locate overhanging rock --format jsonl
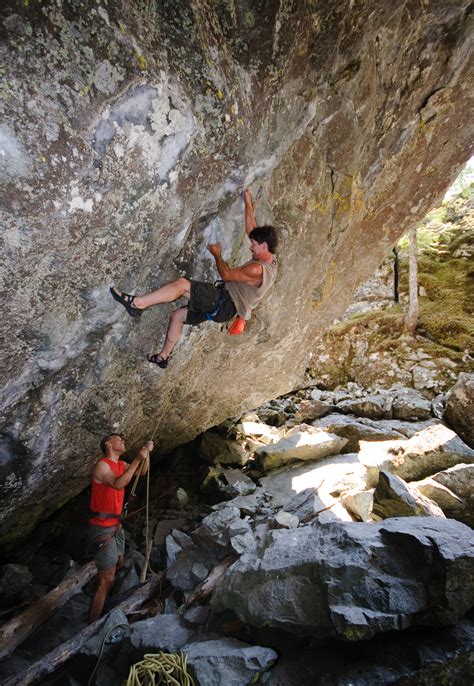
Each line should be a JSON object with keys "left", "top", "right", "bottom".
{"left": 1, "top": 1, "right": 473, "bottom": 543}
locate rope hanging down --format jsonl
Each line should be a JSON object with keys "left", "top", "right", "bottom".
{"left": 126, "top": 652, "right": 196, "bottom": 686}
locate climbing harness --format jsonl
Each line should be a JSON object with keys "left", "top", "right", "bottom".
{"left": 204, "top": 280, "right": 227, "bottom": 321}
{"left": 126, "top": 652, "right": 196, "bottom": 686}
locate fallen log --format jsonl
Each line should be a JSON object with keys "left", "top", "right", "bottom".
{"left": 181, "top": 554, "right": 237, "bottom": 610}
{"left": 0, "top": 560, "right": 97, "bottom": 662}
{"left": 2, "top": 571, "right": 165, "bottom": 686}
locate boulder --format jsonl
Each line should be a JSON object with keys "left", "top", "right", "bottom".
{"left": 275, "top": 511, "right": 300, "bottom": 529}
{"left": 82, "top": 609, "right": 129, "bottom": 657}
{"left": 431, "top": 463, "right": 474, "bottom": 503}
{"left": 200, "top": 432, "right": 251, "bottom": 466}
{"left": 340, "top": 490, "right": 374, "bottom": 522}
{"left": 391, "top": 388, "right": 432, "bottom": 421}
{"left": 312, "top": 413, "right": 406, "bottom": 452}
{"left": 165, "top": 529, "right": 193, "bottom": 567}
{"left": 444, "top": 373, "right": 474, "bottom": 447}
{"left": 235, "top": 421, "right": 281, "bottom": 445}
{"left": 412, "top": 477, "right": 467, "bottom": 523}
{"left": 359, "top": 423, "right": 474, "bottom": 487}
{"left": 230, "top": 530, "right": 256, "bottom": 555}
{"left": 129, "top": 614, "right": 195, "bottom": 654}
{"left": 166, "top": 545, "right": 217, "bottom": 591}
{"left": 358, "top": 417, "right": 439, "bottom": 439}
{"left": 336, "top": 394, "right": 393, "bottom": 420}
{"left": 255, "top": 425, "right": 348, "bottom": 472}
{"left": 293, "top": 399, "right": 333, "bottom": 423}
{"left": 429, "top": 463, "right": 474, "bottom": 527}
{"left": 211, "top": 488, "right": 267, "bottom": 516}
{"left": 192, "top": 507, "right": 243, "bottom": 549}
{"left": 372, "top": 471, "right": 446, "bottom": 519}
{"left": 211, "top": 518, "right": 474, "bottom": 640}
{"left": 200, "top": 466, "right": 257, "bottom": 501}
{"left": 0, "top": 564, "right": 33, "bottom": 606}
{"left": 182, "top": 636, "right": 277, "bottom": 686}
{"left": 259, "top": 453, "right": 367, "bottom": 510}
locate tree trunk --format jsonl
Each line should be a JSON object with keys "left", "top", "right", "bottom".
{"left": 404, "top": 225, "right": 419, "bottom": 335}
{"left": 0, "top": 561, "right": 96, "bottom": 662}
{"left": 2, "top": 571, "right": 165, "bottom": 686}
{"left": 182, "top": 555, "right": 237, "bottom": 610}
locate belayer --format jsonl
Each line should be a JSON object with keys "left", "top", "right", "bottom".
{"left": 110, "top": 188, "right": 278, "bottom": 368}
{"left": 86, "top": 433, "right": 153, "bottom": 623}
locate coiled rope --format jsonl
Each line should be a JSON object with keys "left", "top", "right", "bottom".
{"left": 126, "top": 652, "right": 196, "bottom": 686}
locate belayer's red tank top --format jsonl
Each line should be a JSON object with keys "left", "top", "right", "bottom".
{"left": 89, "top": 458, "right": 127, "bottom": 527}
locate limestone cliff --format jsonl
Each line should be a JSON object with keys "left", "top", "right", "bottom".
{"left": 1, "top": 0, "right": 473, "bottom": 544}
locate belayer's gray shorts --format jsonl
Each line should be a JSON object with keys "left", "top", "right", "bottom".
{"left": 87, "top": 524, "right": 125, "bottom": 571}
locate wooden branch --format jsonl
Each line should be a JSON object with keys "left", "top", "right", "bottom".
{"left": 300, "top": 503, "right": 335, "bottom": 524}
{"left": 181, "top": 555, "right": 237, "bottom": 611}
{"left": 3, "top": 571, "right": 165, "bottom": 686}
{"left": 0, "top": 561, "right": 97, "bottom": 662}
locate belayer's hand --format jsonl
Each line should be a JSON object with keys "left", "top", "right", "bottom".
{"left": 138, "top": 442, "right": 152, "bottom": 461}
{"left": 207, "top": 242, "right": 222, "bottom": 257}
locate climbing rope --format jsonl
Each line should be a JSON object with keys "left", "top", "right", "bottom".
{"left": 140, "top": 457, "right": 152, "bottom": 582}
{"left": 87, "top": 622, "right": 129, "bottom": 686}
{"left": 126, "top": 652, "right": 196, "bottom": 686}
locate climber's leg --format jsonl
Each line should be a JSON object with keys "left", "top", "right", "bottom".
{"left": 148, "top": 307, "right": 188, "bottom": 368}
{"left": 111, "top": 278, "right": 191, "bottom": 312}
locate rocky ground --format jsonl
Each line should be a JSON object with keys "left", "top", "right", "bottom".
{"left": 0, "top": 373, "right": 473, "bottom": 685}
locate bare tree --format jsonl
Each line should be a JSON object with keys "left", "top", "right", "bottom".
{"left": 404, "top": 224, "right": 418, "bottom": 335}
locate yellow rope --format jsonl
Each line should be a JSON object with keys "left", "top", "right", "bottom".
{"left": 126, "top": 652, "right": 196, "bottom": 686}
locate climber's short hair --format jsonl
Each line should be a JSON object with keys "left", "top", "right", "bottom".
{"left": 99, "top": 433, "right": 124, "bottom": 455}
{"left": 249, "top": 225, "right": 278, "bottom": 254}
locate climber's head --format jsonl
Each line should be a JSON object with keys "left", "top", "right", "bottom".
{"left": 248, "top": 225, "right": 278, "bottom": 257}
{"left": 100, "top": 433, "right": 125, "bottom": 456}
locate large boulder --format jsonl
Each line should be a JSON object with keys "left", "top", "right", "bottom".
{"left": 444, "top": 373, "right": 474, "bottom": 448}
{"left": 259, "top": 453, "right": 367, "bottom": 509}
{"left": 412, "top": 476, "right": 468, "bottom": 524}
{"left": 372, "top": 470, "right": 446, "bottom": 519}
{"left": 359, "top": 423, "right": 474, "bottom": 487}
{"left": 423, "top": 463, "right": 474, "bottom": 527}
{"left": 211, "top": 518, "right": 474, "bottom": 640}
{"left": 255, "top": 425, "right": 348, "bottom": 471}
{"left": 1, "top": 1, "right": 473, "bottom": 544}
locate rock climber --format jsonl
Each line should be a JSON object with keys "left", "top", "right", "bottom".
{"left": 110, "top": 188, "right": 278, "bottom": 368}
{"left": 86, "top": 433, "right": 153, "bottom": 623}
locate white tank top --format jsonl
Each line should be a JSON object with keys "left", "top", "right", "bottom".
{"left": 225, "top": 259, "right": 277, "bottom": 320}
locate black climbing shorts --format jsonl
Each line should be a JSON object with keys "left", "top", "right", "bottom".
{"left": 185, "top": 280, "right": 237, "bottom": 326}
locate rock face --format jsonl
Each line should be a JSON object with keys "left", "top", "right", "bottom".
{"left": 1, "top": 1, "right": 473, "bottom": 544}
{"left": 211, "top": 518, "right": 474, "bottom": 640}
{"left": 444, "top": 372, "right": 474, "bottom": 448}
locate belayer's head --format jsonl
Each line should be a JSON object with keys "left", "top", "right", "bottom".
{"left": 248, "top": 225, "right": 278, "bottom": 260}
{"left": 100, "top": 433, "right": 125, "bottom": 456}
